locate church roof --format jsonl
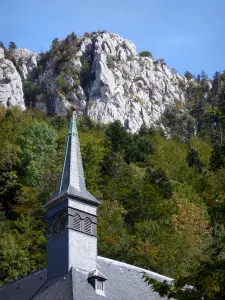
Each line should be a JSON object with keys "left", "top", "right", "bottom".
{"left": 0, "top": 256, "right": 173, "bottom": 300}
{"left": 45, "top": 113, "right": 99, "bottom": 209}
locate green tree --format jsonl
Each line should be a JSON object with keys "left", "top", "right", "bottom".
{"left": 0, "top": 41, "right": 5, "bottom": 49}
{"left": 184, "top": 71, "right": 193, "bottom": 81}
{"left": 143, "top": 258, "right": 225, "bottom": 300}
{"left": 98, "top": 200, "right": 131, "bottom": 260}
{"left": 138, "top": 51, "right": 153, "bottom": 58}
{"left": 145, "top": 167, "right": 173, "bottom": 199}
{"left": 201, "top": 70, "right": 208, "bottom": 81}
{"left": 9, "top": 41, "right": 17, "bottom": 50}
{"left": 80, "top": 130, "right": 106, "bottom": 195}
{"left": 0, "top": 212, "right": 45, "bottom": 285}
{"left": 18, "top": 122, "right": 58, "bottom": 187}
{"left": 0, "top": 223, "right": 30, "bottom": 285}
{"left": 105, "top": 120, "right": 128, "bottom": 152}
{"left": 210, "top": 142, "right": 225, "bottom": 171}
{"left": 0, "top": 142, "right": 21, "bottom": 217}
{"left": 56, "top": 72, "right": 70, "bottom": 93}
{"left": 23, "top": 81, "right": 38, "bottom": 107}
{"left": 51, "top": 38, "right": 59, "bottom": 50}
{"left": 186, "top": 147, "right": 204, "bottom": 174}
{"left": 142, "top": 107, "right": 225, "bottom": 299}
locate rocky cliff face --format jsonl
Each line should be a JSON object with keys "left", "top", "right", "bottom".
{"left": 0, "top": 32, "right": 189, "bottom": 132}
{"left": 86, "top": 33, "right": 187, "bottom": 132}
{"left": 13, "top": 48, "right": 38, "bottom": 80}
{"left": 0, "top": 48, "right": 25, "bottom": 109}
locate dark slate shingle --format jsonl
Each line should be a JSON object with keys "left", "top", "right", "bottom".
{"left": 0, "top": 256, "right": 173, "bottom": 300}
{"left": 0, "top": 269, "right": 47, "bottom": 300}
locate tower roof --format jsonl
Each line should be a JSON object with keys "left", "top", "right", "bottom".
{"left": 45, "top": 113, "right": 99, "bottom": 209}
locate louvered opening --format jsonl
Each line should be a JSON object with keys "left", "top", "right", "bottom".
{"left": 73, "top": 213, "right": 81, "bottom": 231}
{"left": 84, "top": 217, "right": 92, "bottom": 234}
{"left": 59, "top": 214, "right": 67, "bottom": 231}
{"left": 51, "top": 219, "right": 58, "bottom": 235}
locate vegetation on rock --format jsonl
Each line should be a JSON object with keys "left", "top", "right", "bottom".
{"left": 138, "top": 51, "right": 153, "bottom": 58}
{"left": 9, "top": 41, "right": 17, "bottom": 50}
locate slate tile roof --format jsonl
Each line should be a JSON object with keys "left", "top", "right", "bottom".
{"left": 0, "top": 256, "right": 173, "bottom": 300}
{"left": 0, "top": 269, "right": 47, "bottom": 300}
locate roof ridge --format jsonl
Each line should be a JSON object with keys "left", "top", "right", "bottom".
{"left": 97, "top": 256, "right": 173, "bottom": 283}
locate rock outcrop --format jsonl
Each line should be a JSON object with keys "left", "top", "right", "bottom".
{"left": 0, "top": 32, "right": 189, "bottom": 131}
{"left": 0, "top": 48, "right": 25, "bottom": 109}
{"left": 13, "top": 48, "right": 38, "bottom": 80}
{"left": 87, "top": 33, "right": 187, "bottom": 132}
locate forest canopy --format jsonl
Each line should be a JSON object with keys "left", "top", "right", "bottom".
{"left": 0, "top": 89, "right": 224, "bottom": 296}
{"left": 1, "top": 66, "right": 225, "bottom": 297}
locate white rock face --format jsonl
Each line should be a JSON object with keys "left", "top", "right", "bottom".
{"left": 85, "top": 33, "right": 187, "bottom": 132}
{"left": 0, "top": 33, "right": 189, "bottom": 131}
{"left": 0, "top": 48, "right": 25, "bottom": 109}
{"left": 13, "top": 48, "right": 38, "bottom": 80}
{"left": 36, "top": 32, "right": 188, "bottom": 131}
{"left": 0, "top": 48, "right": 4, "bottom": 60}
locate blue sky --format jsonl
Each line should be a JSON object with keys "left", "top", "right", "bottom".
{"left": 1, "top": 0, "right": 224, "bottom": 77}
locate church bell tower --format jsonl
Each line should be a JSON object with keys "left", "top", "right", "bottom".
{"left": 45, "top": 113, "right": 100, "bottom": 280}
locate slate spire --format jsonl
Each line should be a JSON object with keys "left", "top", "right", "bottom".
{"left": 46, "top": 112, "right": 99, "bottom": 208}
{"left": 58, "top": 112, "right": 86, "bottom": 194}
{"left": 45, "top": 112, "right": 99, "bottom": 280}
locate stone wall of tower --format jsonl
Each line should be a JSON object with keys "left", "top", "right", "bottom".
{"left": 68, "top": 230, "right": 97, "bottom": 272}
{"left": 47, "top": 227, "right": 97, "bottom": 280}
{"left": 68, "top": 197, "right": 97, "bottom": 272}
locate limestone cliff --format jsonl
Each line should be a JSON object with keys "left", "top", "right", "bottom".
{"left": 13, "top": 48, "right": 38, "bottom": 80}
{"left": 0, "top": 32, "right": 190, "bottom": 132}
{"left": 0, "top": 48, "right": 25, "bottom": 109}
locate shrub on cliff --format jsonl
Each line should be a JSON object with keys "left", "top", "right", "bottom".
{"left": 9, "top": 42, "right": 17, "bottom": 50}
{"left": 138, "top": 51, "right": 152, "bottom": 58}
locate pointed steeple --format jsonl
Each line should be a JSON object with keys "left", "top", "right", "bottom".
{"left": 45, "top": 112, "right": 99, "bottom": 280}
{"left": 58, "top": 112, "right": 86, "bottom": 194}
{"left": 46, "top": 113, "right": 99, "bottom": 208}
